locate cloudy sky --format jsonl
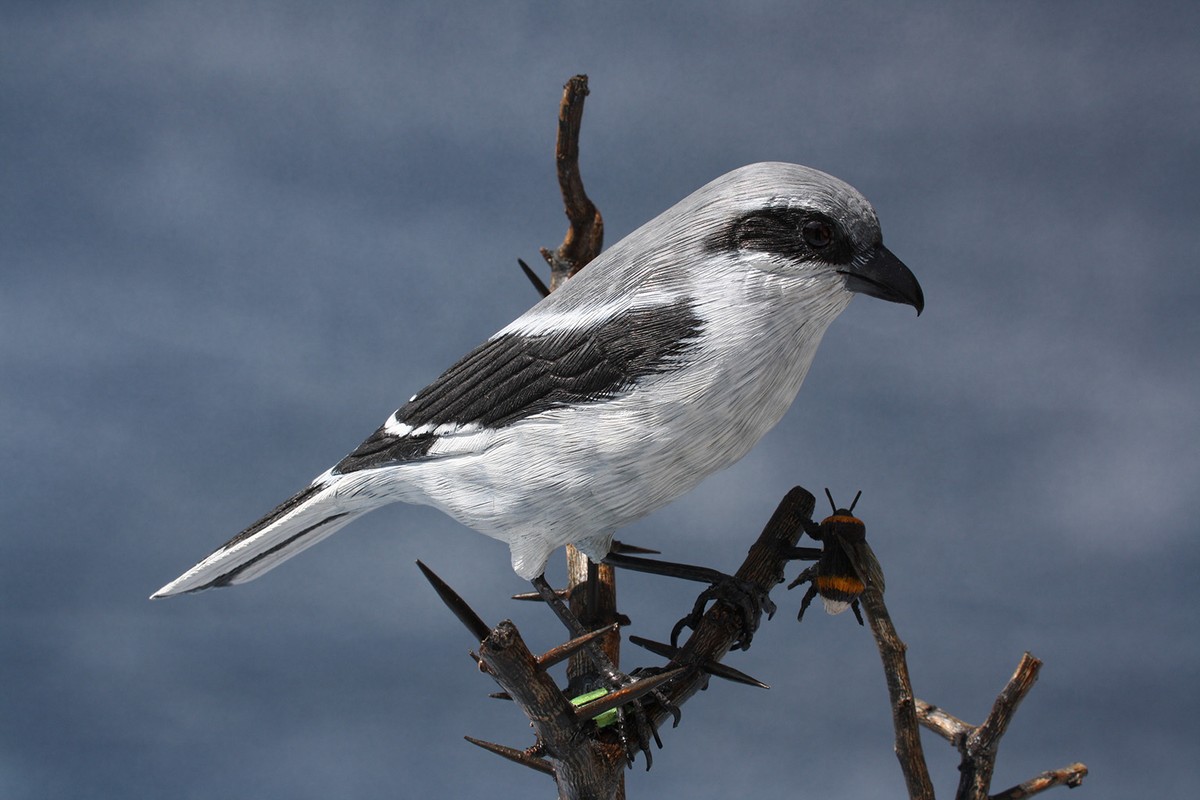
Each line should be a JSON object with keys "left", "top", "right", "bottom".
{"left": 3, "top": 2, "right": 1197, "bottom": 798}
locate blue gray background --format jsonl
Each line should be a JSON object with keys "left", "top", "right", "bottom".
{"left": 4, "top": 2, "right": 1197, "bottom": 798}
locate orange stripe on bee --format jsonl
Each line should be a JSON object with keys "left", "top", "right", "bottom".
{"left": 815, "top": 574, "right": 864, "bottom": 596}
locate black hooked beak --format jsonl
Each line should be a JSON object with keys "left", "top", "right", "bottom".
{"left": 838, "top": 245, "right": 924, "bottom": 315}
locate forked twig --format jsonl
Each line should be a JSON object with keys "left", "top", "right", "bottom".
{"left": 849, "top": 527, "right": 1087, "bottom": 799}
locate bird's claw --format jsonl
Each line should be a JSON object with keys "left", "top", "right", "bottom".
{"left": 615, "top": 700, "right": 661, "bottom": 769}
{"left": 629, "top": 666, "right": 683, "bottom": 728}
{"left": 617, "top": 667, "right": 687, "bottom": 768}
{"left": 595, "top": 667, "right": 678, "bottom": 769}
{"left": 670, "top": 575, "right": 776, "bottom": 651}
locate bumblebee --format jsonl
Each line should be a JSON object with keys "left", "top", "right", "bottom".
{"left": 789, "top": 490, "right": 884, "bottom": 625}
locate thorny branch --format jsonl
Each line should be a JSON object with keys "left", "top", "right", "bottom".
{"left": 421, "top": 489, "right": 816, "bottom": 800}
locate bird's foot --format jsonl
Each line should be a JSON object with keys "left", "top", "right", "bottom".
{"left": 668, "top": 573, "right": 776, "bottom": 651}
{"left": 618, "top": 666, "right": 687, "bottom": 769}
{"left": 602, "top": 552, "right": 774, "bottom": 651}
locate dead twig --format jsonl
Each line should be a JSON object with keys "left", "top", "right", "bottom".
{"left": 956, "top": 653, "right": 1042, "bottom": 800}
{"left": 537, "top": 74, "right": 604, "bottom": 292}
{"left": 989, "top": 763, "right": 1089, "bottom": 799}
{"left": 847, "top": 524, "right": 1086, "bottom": 800}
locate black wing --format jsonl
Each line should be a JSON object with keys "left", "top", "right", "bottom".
{"left": 333, "top": 298, "right": 703, "bottom": 474}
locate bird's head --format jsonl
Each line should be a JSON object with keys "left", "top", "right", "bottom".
{"left": 697, "top": 162, "right": 924, "bottom": 315}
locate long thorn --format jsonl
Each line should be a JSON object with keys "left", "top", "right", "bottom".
{"left": 531, "top": 575, "right": 631, "bottom": 689}
{"left": 573, "top": 668, "right": 686, "bottom": 725}
{"left": 464, "top": 736, "right": 555, "bottom": 776}
{"left": 781, "top": 546, "right": 823, "bottom": 561}
{"left": 628, "top": 636, "right": 770, "bottom": 689}
{"left": 511, "top": 588, "right": 570, "bottom": 602}
{"left": 538, "top": 624, "right": 620, "bottom": 669}
{"left": 517, "top": 258, "right": 551, "bottom": 298}
{"left": 609, "top": 540, "right": 661, "bottom": 555}
{"left": 603, "top": 552, "right": 728, "bottom": 584}
{"left": 627, "top": 636, "right": 677, "bottom": 661}
{"left": 416, "top": 560, "right": 491, "bottom": 641}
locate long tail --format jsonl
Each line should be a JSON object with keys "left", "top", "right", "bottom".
{"left": 150, "top": 479, "right": 374, "bottom": 598}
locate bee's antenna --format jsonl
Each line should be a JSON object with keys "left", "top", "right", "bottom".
{"left": 848, "top": 490, "right": 862, "bottom": 514}
{"left": 824, "top": 488, "right": 836, "bottom": 514}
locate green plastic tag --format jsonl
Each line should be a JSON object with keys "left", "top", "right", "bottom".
{"left": 570, "top": 688, "right": 618, "bottom": 728}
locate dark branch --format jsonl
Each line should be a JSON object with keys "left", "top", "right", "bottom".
{"left": 644, "top": 487, "right": 817, "bottom": 724}
{"left": 421, "top": 488, "right": 817, "bottom": 797}
{"left": 538, "top": 74, "right": 604, "bottom": 292}
{"left": 475, "top": 620, "right": 624, "bottom": 800}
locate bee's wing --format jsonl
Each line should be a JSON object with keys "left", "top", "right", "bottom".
{"left": 846, "top": 539, "right": 885, "bottom": 596}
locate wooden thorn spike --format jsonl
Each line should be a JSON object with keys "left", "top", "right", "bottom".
{"left": 572, "top": 667, "right": 687, "bottom": 725}
{"left": 698, "top": 660, "right": 769, "bottom": 689}
{"left": 626, "top": 635, "right": 674, "bottom": 660}
{"left": 537, "top": 623, "right": 620, "bottom": 669}
{"left": 463, "top": 736, "right": 555, "bottom": 777}
{"left": 609, "top": 540, "right": 661, "bottom": 555}
{"left": 517, "top": 258, "right": 550, "bottom": 298}
{"left": 510, "top": 588, "right": 569, "bottom": 602}
{"left": 628, "top": 636, "right": 769, "bottom": 689}
{"left": 415, "top": 560, "right": 491, "bottom": 641}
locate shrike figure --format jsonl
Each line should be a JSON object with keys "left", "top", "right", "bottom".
{"left": 152, "top": 162, "right": 923, "bottom": 599}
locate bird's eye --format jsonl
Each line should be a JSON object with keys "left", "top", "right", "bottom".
{"left": 802, "top": 220, "right": 833, "bottom": 249}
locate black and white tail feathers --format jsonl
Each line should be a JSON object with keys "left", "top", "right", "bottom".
{"left": 150, "top": 480, "right": 373, "bottom": 598}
